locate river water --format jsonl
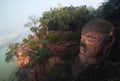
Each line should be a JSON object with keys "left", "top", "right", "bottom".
{"left": 0, "top": 31, "right": 32, "bottom": 81}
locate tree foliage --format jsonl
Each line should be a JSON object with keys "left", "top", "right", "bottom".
{"left": 24, "top": 15, "right": 40, "bottom": 34}
{"left": 40, "top": 5, "right": 93, "bottom": 31}
{"left": 94, "top": 0, "right": 120, "bottom": 26}
{"left": 5, "top": 43, "right": 19, "bottom": 63}
{"left": 37, "top": 45, "right": 50, "bottom": 65}
{"left": 27, "top": 40, "right": 41, "bottom": 50}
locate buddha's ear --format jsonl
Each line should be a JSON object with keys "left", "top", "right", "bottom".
{"left": 107, "top": 30, "right": 115, "bottom": 48}
{"left": 103, "top": 36, "right": 115, "bottom": 55}
{"left": 107, "top": 36, "right": 115, "bottom": 48}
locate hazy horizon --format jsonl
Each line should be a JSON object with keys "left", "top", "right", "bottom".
{"left": 0, "top": 0, "right": 105, "bottom": 47}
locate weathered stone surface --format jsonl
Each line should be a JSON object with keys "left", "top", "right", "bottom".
{"left": 16, "top": 39, "right": 79, "bottom": 81}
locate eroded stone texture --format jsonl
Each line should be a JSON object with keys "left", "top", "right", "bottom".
{"left": 16, "top": 38, "right": 79, "bottom": 81}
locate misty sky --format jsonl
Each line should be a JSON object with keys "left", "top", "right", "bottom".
{"left": 0, "top": 0, "right": 105, "bottom": 46}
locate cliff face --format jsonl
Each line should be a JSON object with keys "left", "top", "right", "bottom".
{"left": 17, "top": 45, "right": 30, "bottom": 67}
{"left": 16, "top": 32, "right": 80, "bottom": 81}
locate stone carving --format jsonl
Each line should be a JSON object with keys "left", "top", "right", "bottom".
{"left": 72, "top": 18, "right": 115, "bottom": 79}
{"left": 80, "top": 18, "right": 115, "bottom": 65}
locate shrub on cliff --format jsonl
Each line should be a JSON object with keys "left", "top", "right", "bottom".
{"left": 46, "top": 32, "right": 80, "bottom": 43}
{"left": 37, "top": 45, "right": 50, "bottom": 65}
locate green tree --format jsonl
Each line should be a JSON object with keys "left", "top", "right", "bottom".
{"left": 37, "top": 45, "right": 50, "bottom": 64}
{"left": 24, "top": 15, "right": 40, "bottom": 34}
{"left": 28, "top": 34, "right": 33, "bottom": 40}
{"left": 5, "top": 43, "right": 19, "bottom": 63}
{"left": 41, "top": 5, "right": 92, "bottom": 31}
{"left": 22, "top": 38, "right": 28, "bottom": 43}
{"left": 40, "top": 18, "right": 49, "bottom": 35}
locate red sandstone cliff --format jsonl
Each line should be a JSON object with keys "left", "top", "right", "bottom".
{"left": 16, "top": 32, "right": 79, "bottom": 81}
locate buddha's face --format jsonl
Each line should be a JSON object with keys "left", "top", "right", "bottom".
{"left": 80, "top": 31, "right": 105, "bottom": 63}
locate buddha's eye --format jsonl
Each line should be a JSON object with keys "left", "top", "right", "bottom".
{"left": 86, "top": 36, "right": 98, "bottom": 42}
{"left": 86, "top": 37, "right": 96, "bottom": 42}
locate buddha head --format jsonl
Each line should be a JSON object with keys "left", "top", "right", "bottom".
{"left": 79, "top": 18, "right": 115, "bottom": 65}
